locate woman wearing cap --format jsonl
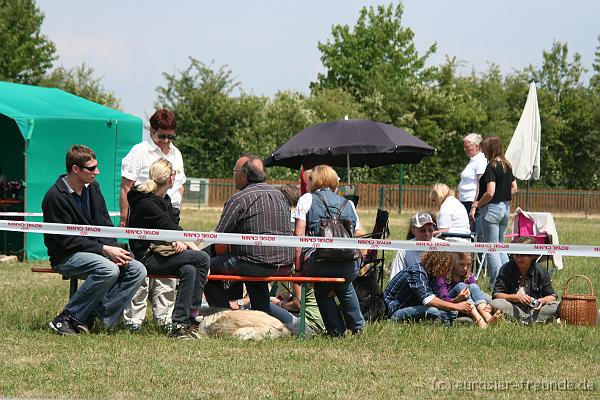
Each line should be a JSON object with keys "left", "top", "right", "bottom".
{"left": 459, "top": 133, "right": 487, "bottom": 232}
{"left": 470, "top": 136, "right": 517, "bottom": 289}
{"left": 389, "top": 211, "right": 446, "bottom": 279}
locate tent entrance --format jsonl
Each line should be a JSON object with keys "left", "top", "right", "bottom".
{"left": 0, "top": 114, "right": 25, "bottom": 256}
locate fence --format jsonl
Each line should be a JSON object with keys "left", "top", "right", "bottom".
{"left": 182, "top": 178, "right": 600, "bottom": 216}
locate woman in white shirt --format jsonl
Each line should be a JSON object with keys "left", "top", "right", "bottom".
{"left": 431, "top": 183, "right": 470, "bottom": 241}
{"left": 458, "top": 133, "right": 487, "bottom": 221}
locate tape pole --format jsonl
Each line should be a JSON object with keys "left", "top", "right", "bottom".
{"left": 0, "top": 219, "right": 598, "bottom": 257}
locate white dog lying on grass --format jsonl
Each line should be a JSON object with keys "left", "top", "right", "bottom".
{"left": 194, "top": 308, "right": 291, "bottom": 340}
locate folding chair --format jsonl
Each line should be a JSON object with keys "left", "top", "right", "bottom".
{"left": 505, "top": 211, "right": 548, "bottom": 244}
{"left": 505, "top": 207, "right": 564, "bottom": 273}
{"left": 358, "top": 209, "right": 390, "bottom": 289}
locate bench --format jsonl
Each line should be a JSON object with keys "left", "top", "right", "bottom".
{"left": 31, "top": 267, "right": 345, "bottom": 338}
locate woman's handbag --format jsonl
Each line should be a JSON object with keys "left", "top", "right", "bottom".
{"left": 559, "top": 275, "right": 598, "bottom": 326}
{"left": 140, "top": 242, "right": 178, "bottom": 261}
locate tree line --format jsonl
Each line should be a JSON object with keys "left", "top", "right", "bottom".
{"left": 3, "top": 1, "right": 600, "bottom": 188}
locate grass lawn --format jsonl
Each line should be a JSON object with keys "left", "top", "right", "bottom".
{"left": 0, "top": 208, "right": 598, "bottom": 399}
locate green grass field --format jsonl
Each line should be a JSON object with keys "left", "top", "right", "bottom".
{"left": 0, "top": 208, "right": 598, "bottom": 399}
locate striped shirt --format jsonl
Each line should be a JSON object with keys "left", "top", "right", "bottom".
{"left": 383, "top": 263, "right": 436, "bottom": 318}
{"left": 216, "top": 182, "right": 294, "bottom": 267}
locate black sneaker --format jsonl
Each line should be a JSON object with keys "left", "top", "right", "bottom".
{"left": 169, "top": 323, "right": 195, "bottom": 340}
{"left": 71, "top": 315, "right": 95, "bottom": 334}
{"left": 49, "top": 314, "right": 78, "bottom": 336}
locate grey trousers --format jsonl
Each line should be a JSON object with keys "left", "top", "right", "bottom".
{"left": 491, "top": 298, "right": 559, "bottom": 324}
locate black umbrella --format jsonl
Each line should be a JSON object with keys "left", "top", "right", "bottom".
{"left": 264, "top": 118, "right": 435, "bottom": 182}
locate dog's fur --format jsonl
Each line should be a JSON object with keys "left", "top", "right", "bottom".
{"left": 194, "top": 307, "right": 291, "bottom": 340}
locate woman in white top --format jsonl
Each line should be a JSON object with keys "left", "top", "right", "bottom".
{"left": 458, "top": 133, "right": 487, "bottom": 219}
{"left": 430, "top": 183, "right": 470, "bottom": 241}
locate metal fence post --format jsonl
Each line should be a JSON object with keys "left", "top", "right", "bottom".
{"left": 379, "top": 187, "right": 385, "bottom": 210}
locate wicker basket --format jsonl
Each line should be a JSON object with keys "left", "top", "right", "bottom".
{"left": 559, "top": 275, "right": 598, "bottom": 326}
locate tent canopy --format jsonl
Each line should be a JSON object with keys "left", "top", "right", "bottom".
{"left": 0, "top": 81, "right": 142, "bottom": 259}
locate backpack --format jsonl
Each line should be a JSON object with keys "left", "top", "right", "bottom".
{"left": 312, "top": 191, "right": 362, "bottom": 263}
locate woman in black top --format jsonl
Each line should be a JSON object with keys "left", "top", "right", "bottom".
{"left": 469, "top": 136, "right": 517, "bottom": 289}
{"left": 128, "top": 159, "right": 210, "bottom": 339}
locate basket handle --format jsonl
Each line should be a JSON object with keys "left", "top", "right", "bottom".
{"left": 563, "top": 275, "right": 595, "bottom": 296}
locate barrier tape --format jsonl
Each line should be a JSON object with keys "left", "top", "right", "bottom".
{"left": 0, "top": 212, "right": 120, "bottom": 217}
{"left": 0, "top": 219, "right": 597, "bottom": 257}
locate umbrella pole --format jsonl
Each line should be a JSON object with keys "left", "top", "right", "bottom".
{"left": 347, "top": 154, "right": 351, "bottom": 185}
{"left": 525, "top": 180, "right": 530, "bottom": 211}
{"left": 398, "top": 165, "right": 404, "bottom": 214}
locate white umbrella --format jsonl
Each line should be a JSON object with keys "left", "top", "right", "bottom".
{"left": 506, "top": 82, "right": 541, "bottom": 180}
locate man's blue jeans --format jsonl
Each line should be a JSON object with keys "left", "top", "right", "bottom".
{"left": 390, "top": 305, "right": 456, "bottom": 325}
{"left": 479, "top": 201, "right": 510, "bottom": 289}
{"left": 54, "top": 252, "right": 146, "bottom": 327}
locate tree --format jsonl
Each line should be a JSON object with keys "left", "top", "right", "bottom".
{"left": 311, "top": 2, "right": 436, "bottom": 101}
{"left": 590, "top": 34, "right": 600, "bottom": 91}
{"left": 0, "top": 0, "right": 56, "bottom": 83}
{"left": 530, "top": 40, "right": 585, "bottom": 97}
{"left": 40, "top": 64, "right": 121, "bottom": 109}
{"left": 156, "top": 58, "right": 246, "bottom": 178}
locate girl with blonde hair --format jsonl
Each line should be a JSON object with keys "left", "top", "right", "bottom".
{"left": 128, "top": 158, "right": 210, "bottom": 339}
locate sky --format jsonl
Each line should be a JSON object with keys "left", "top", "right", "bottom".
{"left": 36, "top": 0, "right": 599, "bottom": 122}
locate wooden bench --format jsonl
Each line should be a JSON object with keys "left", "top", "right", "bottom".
{"left": 31, "top": 267, "right": 345, "bottom": 338}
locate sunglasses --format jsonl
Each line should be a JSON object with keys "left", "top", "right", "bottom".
{"left": 79, "top": 164, "right": 98, "bottom": 172}
{"left": 156, "top": 132, "right": 176, "bottom": 140}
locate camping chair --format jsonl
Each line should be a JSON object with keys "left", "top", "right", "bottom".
{"left": 358, "top": 209, "right": 390, "bottom": 289}
{"left": 505, "top": 207, "right": 563, "bottom": 272}
{"left": 505, "top": 211, "right": 548, "bottom": 244}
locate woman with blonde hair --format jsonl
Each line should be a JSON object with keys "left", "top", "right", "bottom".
{"left": 293, "top": 165, "right": 365, "bottom": 336}
{"left": 430, "top": 183, "right": 470, "bottom": 241}
{"left": 127, "top": 158, "right": 210, "bottom": 339}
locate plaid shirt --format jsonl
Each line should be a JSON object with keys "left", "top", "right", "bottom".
{"left": 384, "top": 263, "right": 436, "bottom": 317}
{"left": 216, "top": 182, "right": 294, "bottom": 267}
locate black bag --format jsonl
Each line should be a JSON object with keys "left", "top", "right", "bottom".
{"left": 313, "top": 192, "right": 361, "bottom": 263}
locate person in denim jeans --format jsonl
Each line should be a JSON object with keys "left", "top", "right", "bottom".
{"left": 470, "top": 136, "right": 517, "bottom": 289}
{"left": 294, "top": 165, "right": 365, "bottom": 336}
{"left": 434, "top": 252, "right": 501, "bottom": 328}
{"left": 384, "top": 252, "right": 473, "bottom": 325}
{"left": 42, "top": 145, "right": 146, "bottom": 335}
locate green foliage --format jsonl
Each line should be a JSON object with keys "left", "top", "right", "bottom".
{"left": 591, "top": 35, "right": 600, "bottom": 92}
{"left": 153, "top": 6, "right": 600, "bottom": 189}
{"left": 0, "top": 0, "right": 56, "bottom": 84}
{"left": 39, "top": 64, "right": 121, "bottom": 109}
{"left": 311, "top": 3, "right": 436, "bottom": 100}
{"left": 156, "top": 58, "right": 245, "bottom": 178}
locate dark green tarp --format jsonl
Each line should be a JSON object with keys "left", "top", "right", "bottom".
{"left": 0, "top": 81, "right": 142, "bottom": 259}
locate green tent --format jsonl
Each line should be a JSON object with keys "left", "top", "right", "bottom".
{"left": 0, "top": 81, "right": 142, "bottom": 259}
